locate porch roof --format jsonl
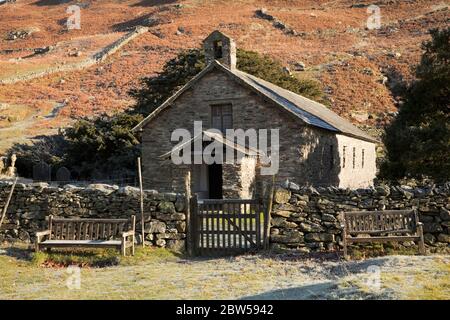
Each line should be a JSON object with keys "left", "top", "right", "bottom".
{"left": 158, "top": 130, "right": 264, "bottom": 159}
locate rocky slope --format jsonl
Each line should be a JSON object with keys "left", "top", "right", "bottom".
{"left": 0, "top": 0, "right": 448, "bottom": 152}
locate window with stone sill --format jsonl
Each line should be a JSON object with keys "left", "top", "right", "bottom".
{"left": 352, "top": 147, "right": 356, "bottom": 169}
{"left": 362, "top": 149, "right": 365, "bottom": 169}
{"left": 211, "top": 104, "right": 233, "bottom": 133}
{"left": 342, "top": 146, "right": 346, "bottom": 168}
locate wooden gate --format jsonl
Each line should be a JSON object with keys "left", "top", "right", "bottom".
{"left": 190, "top": 197, "right": 268, "bottom": 256}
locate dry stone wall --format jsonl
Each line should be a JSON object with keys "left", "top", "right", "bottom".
{"left": 2, "top": 181, "right": 449, "bottom": 255}
{"left": 271, "top": 184, "right": 450, "bottom": 253}
{"left": 0, "top": 182, "right": 186, "bottom": 250}
{"left": 0, "top": 27, "right": 148, "bottom": 85}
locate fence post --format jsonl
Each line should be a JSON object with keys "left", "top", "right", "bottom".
{"left": 0, "top": 177, "right": 18, "bottom": 231}
{"left": 264, "top": 175, "right": 275, "bottom": 250}
{"left": 137, "top": 157, "right": 145, "bottom": 247}
{"left": 190, "top": 193, "right": 198, "bottom": 256}
{"left": 184, "top": 171, "right": 193, "bottom": 256}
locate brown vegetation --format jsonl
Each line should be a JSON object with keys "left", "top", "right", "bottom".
{"left": 0, "top": 0, "right": 448, "bottom": 152}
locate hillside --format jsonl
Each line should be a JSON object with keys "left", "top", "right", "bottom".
{"left": 0, "top": 0, "right": 448, "bottom": 152}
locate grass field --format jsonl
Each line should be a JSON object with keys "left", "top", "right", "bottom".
{"left": 0, "top": 243, "right": 448, "bottom": 300}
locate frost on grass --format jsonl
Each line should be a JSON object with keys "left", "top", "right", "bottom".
{"left": 0, "top": 245, "right": 448, "bottom": 300}
{"left": 335, "top": 256, "right": 450, "bottom": 300}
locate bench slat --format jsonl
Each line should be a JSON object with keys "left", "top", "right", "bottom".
{"left": 347, "top": 235, "right": 420, "bottom": 243}
{"left": 342, "top": 209, "right": 425, "bottom": 259}
{"left": 52, "top": 218, "right": 129, "bottom": 223}
{"left": 42, "top": 240, "right": 121, "bottom": 245}
{"left": 345, "top": 211, "right": 416, "bottom": 233}
{"left": 40, "top": 239, "right": 122, "bottom": 248}
{"left": 50, "top": 219, "right": 131, "bottom": 240}
{"left": 348, "top": 228, "right": 413, "bottom": 235}
{"left": 344, "top": 210, "right": 414, "bottom": 216}
{"left": 37, "top": 216, "right": 136, "bottom": 257}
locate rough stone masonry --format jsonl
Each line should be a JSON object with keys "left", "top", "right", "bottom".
{"left": 0, "top": 182, "right": 186, "bottom": 250}
{"left": 1, "top": 181, "right": 449, "bottom": 254}
{"left": 270, "top": 183, "right": 450, "bottom": 253}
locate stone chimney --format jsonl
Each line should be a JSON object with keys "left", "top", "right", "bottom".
{"left": 203, "top": 30, "right": 236, "bottom": 70}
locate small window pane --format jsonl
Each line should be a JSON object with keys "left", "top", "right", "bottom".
{"left": 343, "top": 146, "right": 346, "bottom": 168}
{"left": 212, "top": 116, "right": 221, "bottom": 129}
{"left": 211, "top": 104, "right": 232, "bottom": 132}
{"left": 211, "top": 106, "right": 221, "bottom": 116}
{"left": 222, "top": 104, "right": 232, "bottom": 115}
{"left": 222, "top": 115, "right": 233, "bottom": 130}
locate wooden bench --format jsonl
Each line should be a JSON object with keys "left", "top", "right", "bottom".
{"left": 35, "top": 216, "right": 136, "bottom": 256}
{"left": 342, "top": 209, "right": 425, "bottom": 259}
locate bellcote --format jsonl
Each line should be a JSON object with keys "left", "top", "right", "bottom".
{"left": 203, "top": 30, "right": 236, "bottom": 70}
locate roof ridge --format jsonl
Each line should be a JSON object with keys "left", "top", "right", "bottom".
{"left": 232, "top": 67, "right": 378, "bottom": 143}
{"left": 133, "top": 60, "right": 378, "bottom": 143}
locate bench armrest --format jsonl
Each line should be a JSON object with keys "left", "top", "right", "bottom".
{"left": 121, "top": 230, "right": 135, "bottom": 238}
{"left": 417, "top": 222, "right": 424, "bottom": 233}
{"left": 36, "top": 230, "right": 51, "bottom": 242}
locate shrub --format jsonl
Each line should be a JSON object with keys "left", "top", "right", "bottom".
{"left": 130, "top": 48, "right": 323, "bottom": 115}
{"left": 11, "top": 48, "right": 323, "bottom": 180}
{"left": 380, "top": 28, "right": 450, "bottom": 181}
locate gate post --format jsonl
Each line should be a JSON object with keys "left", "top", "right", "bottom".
{"left": 185, "top": 172, "right": 194, "bottom": 257}
{"left": 264, "top": 175, "right": 275, "bottom": 250}
{"left": 190, "top": 194, "right": 198, "bottom": 256}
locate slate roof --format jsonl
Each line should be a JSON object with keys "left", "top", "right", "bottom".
{"left": 133, "top": 61, "right": 378, "bottom": 143}
{"left": 158, "top": 131, "right": 264, "bottom": 159}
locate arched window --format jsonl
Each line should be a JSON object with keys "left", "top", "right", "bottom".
{"left": 213, "top": 40, "right": 223, "bottom": 59}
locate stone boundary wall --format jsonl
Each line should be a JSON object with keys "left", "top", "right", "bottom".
{"left": 0, "top": 27, "right": 148, "bottom": 85}
{"left": 0, "top": 182, "right": 186, "bottom": 250}
{"left": 2, "top": 181, "right": 449, "bottom": 254}
{"left": 271, "top": 184, "right": 450, "bottom": 253}
{"left": 255, "top": 8, "right": 300, "bottom": 37}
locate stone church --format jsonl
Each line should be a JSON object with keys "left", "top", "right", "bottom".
{"left": 133, "top": 31, "right": 378, "bottom": 199}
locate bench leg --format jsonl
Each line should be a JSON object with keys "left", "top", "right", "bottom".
{"left": 35, "top": 242, "right": 40, "bottom": 253}
{"left": 418, "top": 241, "right": 425, "bottom": 255}
{"left": 418, "top": 225, "right": 425, "bottom": 255}
{"left": 121, "top": 237, "right": 125, "bottom": 257}
{"left": 343, "top": 241, "right": 349, "bottom": 260}
{"left": 342, "top": 228, "right": 349, "bottom": 260}
{"left": 131, "top": 237, "right": 135, "bottom": 256}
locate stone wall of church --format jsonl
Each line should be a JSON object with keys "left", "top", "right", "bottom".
{"left": 140, "top": 68, "right": 377, "bottom": 195}
{"left": 335, "top": 134, "right": 377, "bottom": 189}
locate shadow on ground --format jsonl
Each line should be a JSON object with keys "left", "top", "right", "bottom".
{"left": 241, "top": 281, "right": 384, "bottom": 300}
{"left": 131, "top": 0, "right": 177, "bottom": 7}
{"left": 112, "top": 13, "right": 155, "bottom": 32}
{"left": 0, "top": 245, "right": 33, "bottom": 261}
{"left": 241, "top": 282, "right": 337, "bottom": 300}
{"left": 33, "top": 0, "right": 73, "bottom": 6}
